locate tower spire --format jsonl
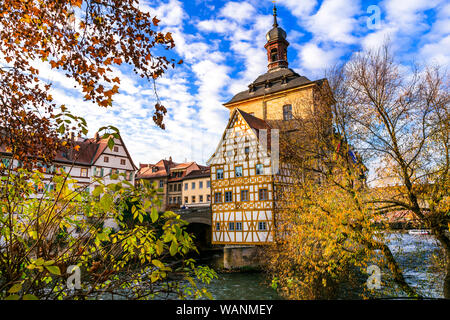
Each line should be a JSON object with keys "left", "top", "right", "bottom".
{"left": 273, "top": 2, "right": 278, "bottom": 27}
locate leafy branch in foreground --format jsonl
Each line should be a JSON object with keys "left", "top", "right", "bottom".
{"left": 0, "top": 165, "right": 216, "bottom": 300}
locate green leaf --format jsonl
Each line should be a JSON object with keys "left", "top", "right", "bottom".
{"left": 45, "top": 265, "right": 61, "bottom": 275}
{"left": 100, "top": 193, "right": 113, "bottom": 211}
{"left": 107, "top": 137, "right": 115, "bottom": 150}
{"left": 23, "top": 294, "right": 39, "bottom": 300}
{"left": 152, "top": 260, "right": 164, "bottom": 269}
{"left": 35, "top": 258, "right": 45, "bottom": 266}
{"left": 150, "top": 207, "right": 158, "bottom": 223}
{"left": 156, "top": 240, "right": 164, "bottom": 255}
{"left": 169, "top": 240, "right": 178, "bottom": 256}
{"left": 43, "top": 260, "right": 55, "bottom": 266}
{"left": 150, "top": 273, "right": 159, "bottom": 283}
{"left": 5, "top": 294, "right": 20, "bottom": 300}
{"left": 8, "top": 283, "right": 22, "bottom": 294}
{"left": 92, "top": 186, "right": 103, "bottom": 197}
{"left": 98, "top": 232, "right": 109, "bottom": 242}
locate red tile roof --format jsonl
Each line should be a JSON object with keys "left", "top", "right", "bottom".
{"left": 136, "top": 159, "right": 207, "bottom": 181}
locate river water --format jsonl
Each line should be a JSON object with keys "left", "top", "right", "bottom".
{"left": 199, "top": 232, "right": 445, "bottom": 300}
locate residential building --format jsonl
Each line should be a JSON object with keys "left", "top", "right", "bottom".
{"left": 182, "top": 168, "right": 211, "bottom": 208}
{"left": 0, "top": 133, "right": 137, "bottom": 196}
{"left": 136, "top": 158, "right": 209, "bottom": 212}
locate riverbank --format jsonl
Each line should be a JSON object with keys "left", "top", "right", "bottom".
{"left": 192, "top": 231, "right": 445, "bottom": 300}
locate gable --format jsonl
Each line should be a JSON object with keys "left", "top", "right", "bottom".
{"left": 208, "top": 110, "right": 271, "bottom": 166}
{"left": 93, "top": 136, "right": 136, "bottom": 170}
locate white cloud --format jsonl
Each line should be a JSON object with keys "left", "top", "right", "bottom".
{"left": 141, "top": 0, "right": 187, "bottom": 27}
{"left": 419, "top": 35, "right": 450, "bottom": 66}
{"left": 219, "top": 2, "right": 256, "bottom": 24}
{"left": 305, "top": 0, "right": 361, "bottom": 44}
{"left": 278, "top": 0, "right": 318, "bottom": 18}
{"left": 297, "top": 42, "right": 343, "bottom": 73}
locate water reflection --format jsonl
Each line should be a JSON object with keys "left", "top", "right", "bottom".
{"left": 207, "top": 272, "right": 282, "bottom": 300}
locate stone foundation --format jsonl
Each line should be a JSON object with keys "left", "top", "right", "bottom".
{"left": 223, "top": 245, "right": 263, "bottom": 270}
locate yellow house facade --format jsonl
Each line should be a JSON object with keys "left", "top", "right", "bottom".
{"left": 182, "top": 169, "right": 211, "bottom": 208}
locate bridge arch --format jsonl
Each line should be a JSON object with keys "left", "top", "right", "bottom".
{"left": 175, "top": 207, "right": 212, "bottom": 249}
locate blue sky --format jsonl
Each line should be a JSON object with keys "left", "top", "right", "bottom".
{"left": 37, "top": 0, "right": 449, "bottom": 166}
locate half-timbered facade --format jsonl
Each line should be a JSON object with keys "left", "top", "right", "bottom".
{"left": 208, "top": 109, "right": 278, "bottom": 244}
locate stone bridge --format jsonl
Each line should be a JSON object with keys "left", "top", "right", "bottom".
{"left": 174, "top": 207, "right": 212, "bottom": 249}
{"left": 175, "top": 207, "right": 211, "bottom": 226}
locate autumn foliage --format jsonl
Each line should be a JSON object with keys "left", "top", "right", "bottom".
{"left": 0, "top": 0, "right": 178, "bottom": 164}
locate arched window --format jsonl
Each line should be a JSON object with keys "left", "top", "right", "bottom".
{"left": 283, "top": 104, "right": 292, "bottom": 120}
{"left": 270, "top": 48, "right": 278, "bottom": 62}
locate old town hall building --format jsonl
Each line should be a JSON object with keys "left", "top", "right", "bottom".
{"left": 207, "top": 6, "right": 333, "bottom": 245}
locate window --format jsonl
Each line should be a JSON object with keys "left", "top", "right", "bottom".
{"left": 225, "top": 191, "right": 233, "bottom": 203}
{"left": 191, "top": 196, "right": 196, "bottom": 203}
{"left": 216, "top": 223, "right": 220, "bottom": 231}
{"left": 216, "top": 169, "right": 224, "bottom": 180}
{"left": 259, "top": 188, "right": 268, "bottom": 201}
{"left": 199, "top": 181, "right": 203, "bottom": 189}
{"left": 168, "top": 184, "right": 173, "bottom": 192}
{"left": 228, "top": 222, "right": 235, "bottom": 231}
{"left": 94, "top": 167, "right": 103, "bottom": 177}
{"left": 245, "top": 147, "right": 250, "bottom": 154}
{"left": 159, "top": 180, "right": 164, "bottom": 188}
{"left": 169, "top": 197, "right": 173, "bottom": 204}
{"left": 236, "top": 222, "right": 243, "bottom": 231}
{"left": 191, "top": 182, "right": 195, "bottom": 189}
{"left": 207, "top": 194, "right": 211, "bottom": 202}
{"left": 184, "top": 197, "right": 188, "bottom": 204}
{"left": 152, "top": 167, "right": 158, "bottom": 173}
{"left": 184, "top": 183, "right": 188, "bottom": 190}
{"left": 121, "top": 159, "right": 126, "bottom": 165}
{"left": 283, "top": 104, "right": 293, "bottom": 121}
{"left": 235, "top": 166, "right": 243, "bottom": 177}
{"left": 214, "top": 192, "right": 222, "bottom": 203}
{"left": 114, "top": 146, "right": 119, "bottom": 152}
{"left": 256, "top": 164, "right": 264, "bottom": 175}
{"left": 104, "top": 156, "right": 109, "bottom": 163}
{"left": 207, "top": 180, "right": 211, "bottom": 188}
{"left": 199, "top": 195, "right": 203, "bottom": 202}
{"left": 258, "top": 221, "right": 267, "bottom": 231}
{"left": 177, "top": 197, "right": 181, "bottom": 204}
{"left": 241, "top": 190, "right": 249, "bottom": 202}
{"left": 80, "top": 168, "right": 88, "bottom": 177}
{"left": 226, "top": 150, "right": 233, "bottom": 157}
{"left": 270, "top": 48, "right": 278, "bottom": 62}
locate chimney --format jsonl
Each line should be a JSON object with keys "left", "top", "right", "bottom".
{"left": 169, "top": 156, "right": 172, "bottom": 162}
{"left": 94, "top": 132, "right": 100, "bottom": 142}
